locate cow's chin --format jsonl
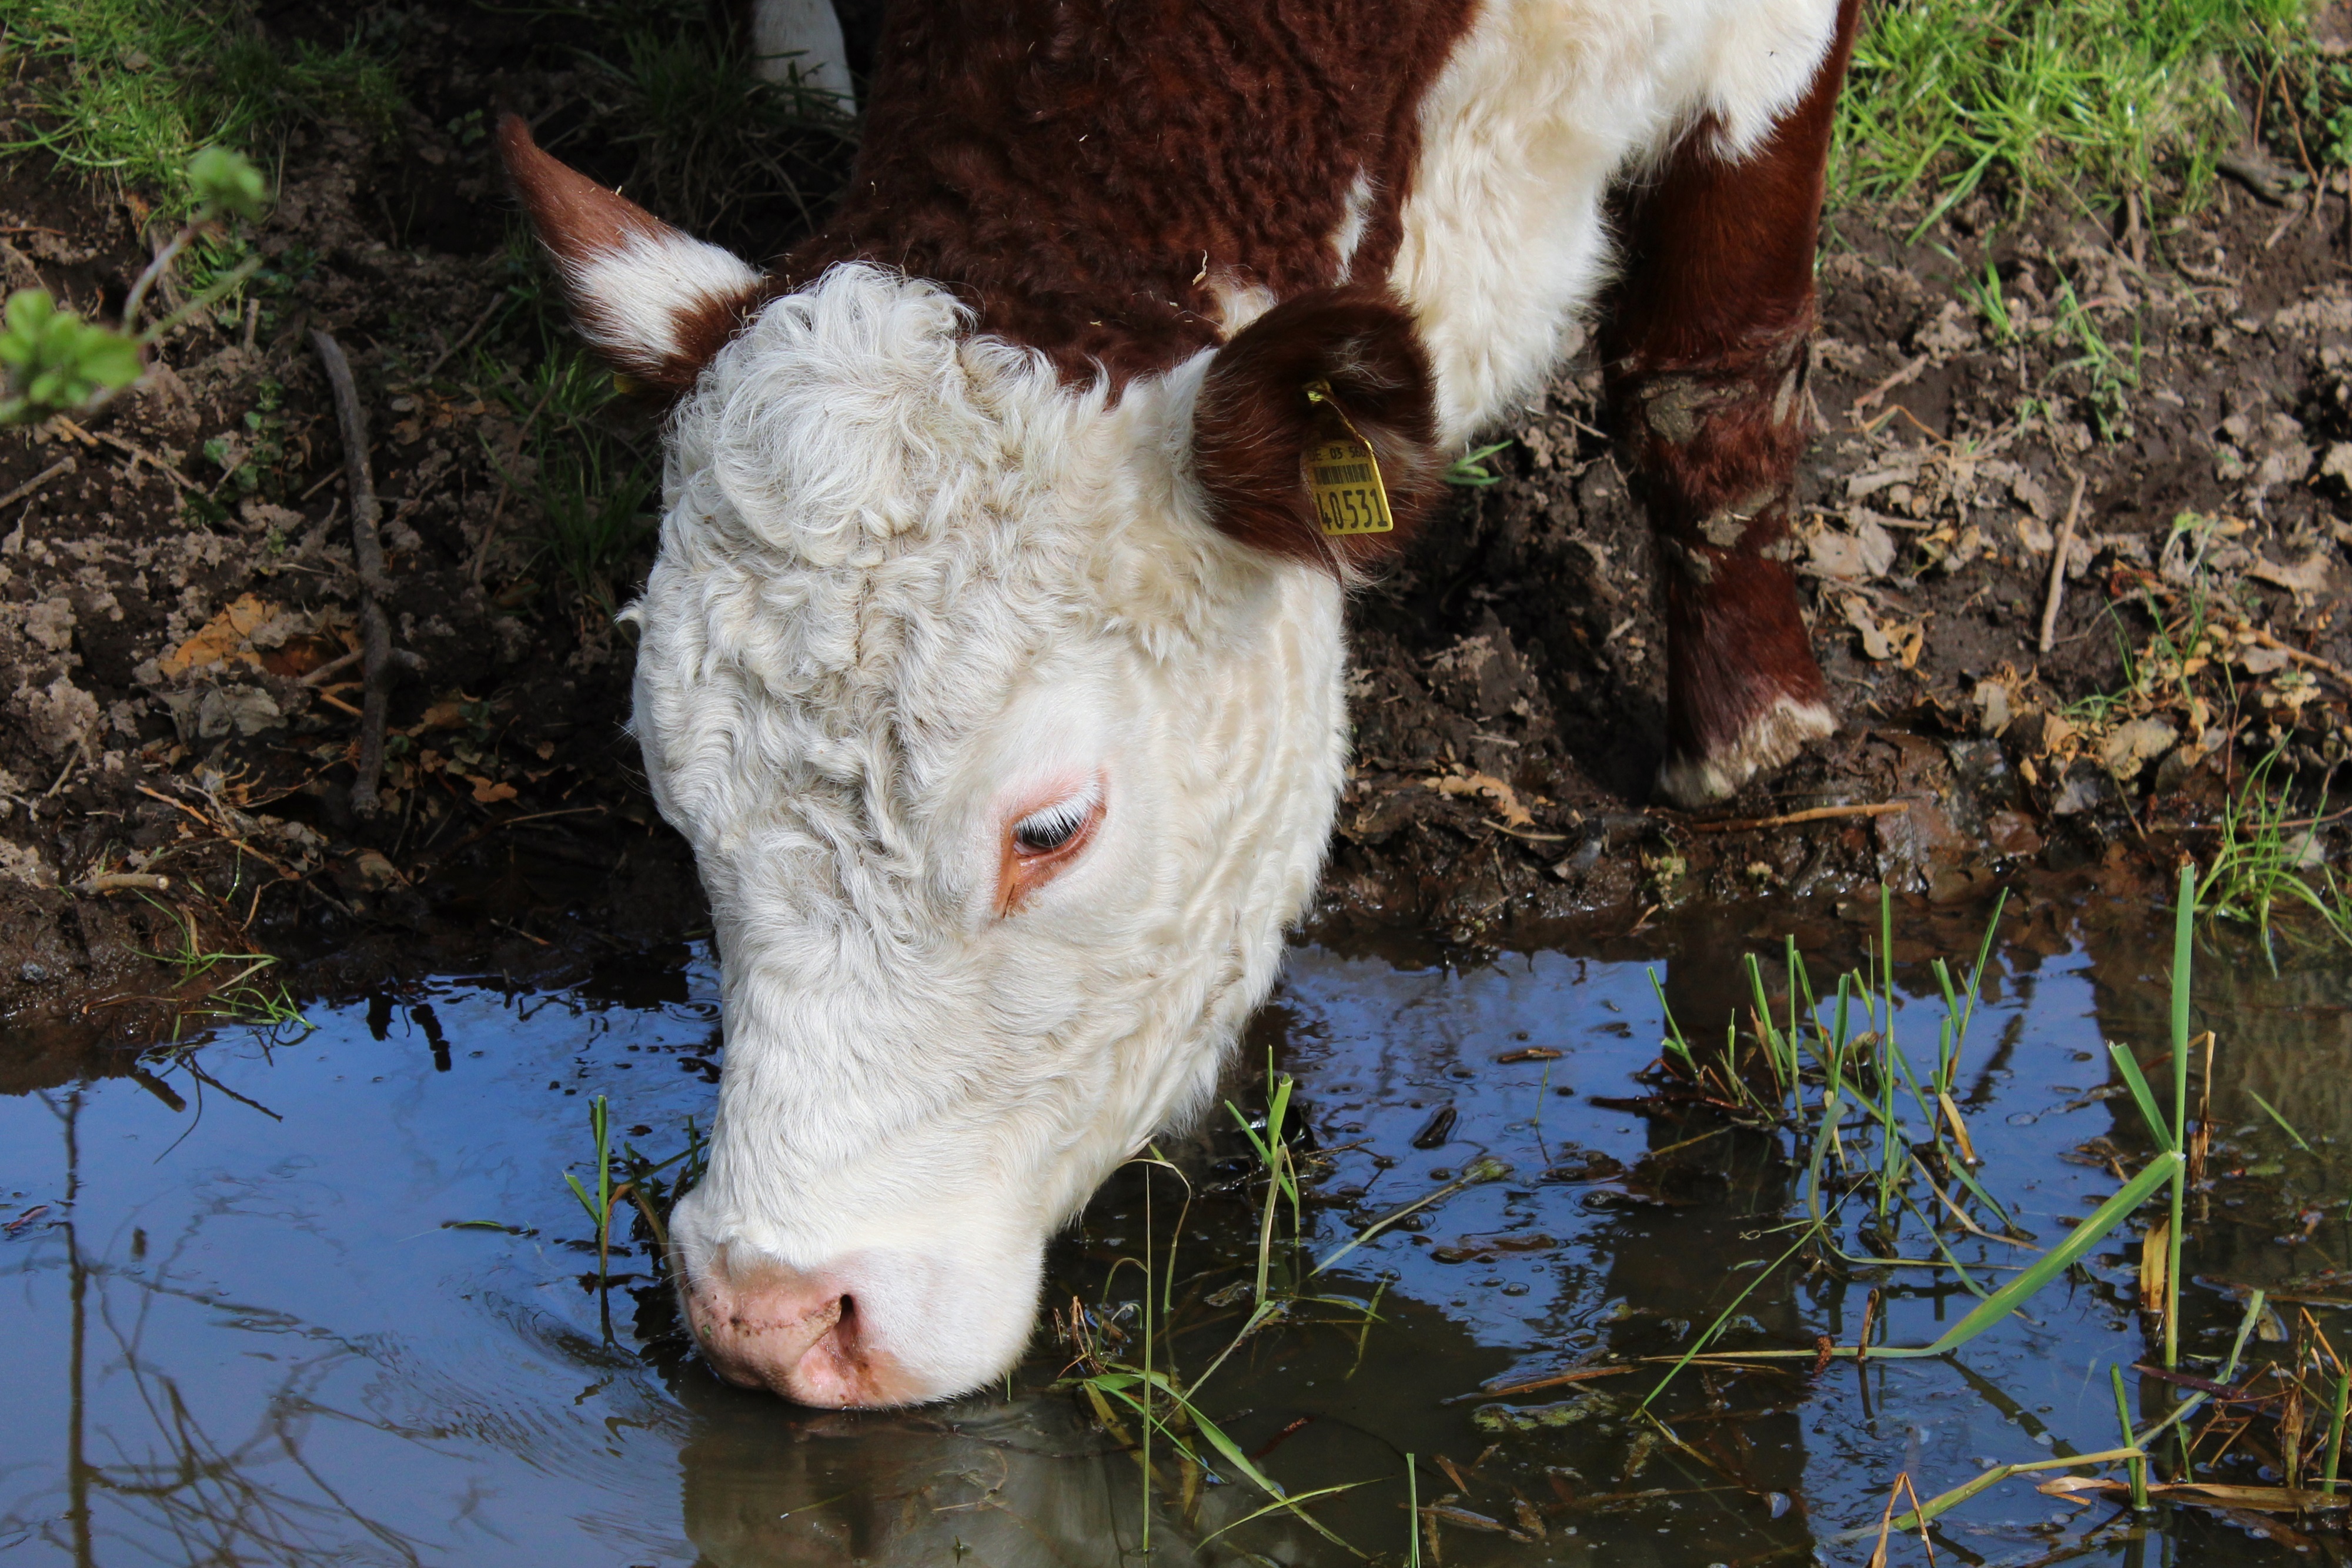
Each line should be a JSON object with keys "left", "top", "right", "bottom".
{"left": 672, "top": 1219, "right": 1045, "bottom": 1409}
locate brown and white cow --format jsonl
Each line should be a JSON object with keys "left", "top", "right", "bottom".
{"left": 503, "top": 0, "right": 1857, "bottom": 1407}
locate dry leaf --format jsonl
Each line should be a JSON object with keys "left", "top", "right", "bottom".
{"left": 416, "top": 700, "right": 474, "bottom": 732}
{"left": 1842, "top": 598, "right": 1926, "bottom": 666}
{"left": 1808, "top": 515, "right": 1897, "bottom": 580}
{"left": 158, "top": 594, "right": 278, "bottom": 679}
{"left": 2100, "top": 718, "right": 2178, "bottom": 781}
{"left": 462, "top": 774, "right": 517, "bottom": 805}
{"left": 2042, "top": 1477, "right": 2351, "bottom": 1513}
{"left": 2139, "top": 1217, "right": 2170, "bottom": 1314}
{"left": 1422, "top": 768, "right": 1534, "bottom": 828}
{"left": 2249, "top": 550, "right": 2335, "bottom": 596}
{"left": 1972, "top": 679, "right": 2014, "bottom": 736}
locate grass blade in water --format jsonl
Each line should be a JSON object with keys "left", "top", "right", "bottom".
{"left": 1917, "top": 1152, "right": 2181, "bottom": 1358}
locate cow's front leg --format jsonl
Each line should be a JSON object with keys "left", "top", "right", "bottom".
{"left": 1598, "top": 0, "right": 1860, "bottom": 808}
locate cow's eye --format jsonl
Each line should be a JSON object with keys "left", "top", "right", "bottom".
{"left": 1011, "top": 785, "right": 1100, "bottom": 856}
{"left": 997, "top": 779, "right": 1104, "bottom": 915}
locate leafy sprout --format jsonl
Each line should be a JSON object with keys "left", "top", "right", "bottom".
{"left": 188, "top": 143, "right": 270, "bottom": 222}
{"left": 0, "top": 289, "right": 142, "bottom": 423}
{"left": 1, "top": 146, "right": 271, "bottom": 426}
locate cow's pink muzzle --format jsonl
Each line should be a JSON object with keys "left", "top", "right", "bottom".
{"left": 681, "top": 1248, "right": 919, "bottom": 1408}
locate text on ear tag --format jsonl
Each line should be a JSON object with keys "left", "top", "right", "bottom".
{"left": 1302, "top": 380, "right": 1394, "bottom": 537}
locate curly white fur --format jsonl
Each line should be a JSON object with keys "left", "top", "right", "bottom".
{"left": 606, "top": 0, "right": 1840, "bottom": 1406}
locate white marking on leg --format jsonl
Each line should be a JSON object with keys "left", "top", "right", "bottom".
{"left": 1656, "top": 694, "right": 1835, "bottom": 808}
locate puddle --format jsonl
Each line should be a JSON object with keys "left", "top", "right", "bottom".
{"left": 4, "top": 901, "right": 2348, "bottom": 1565}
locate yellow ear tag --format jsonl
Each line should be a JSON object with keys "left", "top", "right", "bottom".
{"left": 1302, "top": 379, "right": 1394, "bottom": 537}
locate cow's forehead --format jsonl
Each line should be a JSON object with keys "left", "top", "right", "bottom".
{"left": 671, "top": 264, "right": 1118, "bottom": 569}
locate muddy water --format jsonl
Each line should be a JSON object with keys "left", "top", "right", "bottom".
{"left": 3, "top": 904, "right": 2347, "bottom": 1566}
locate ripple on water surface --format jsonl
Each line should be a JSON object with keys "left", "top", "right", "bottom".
{"left": 2, "top": 902, "right": 2347, "bottom": 1566}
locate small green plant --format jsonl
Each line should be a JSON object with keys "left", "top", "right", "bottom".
{"left": 198, "top": 376, "right": 289, "bottom": 507}
{"left": 0, "top": 145, "right": 270, "bottom": 425}
{"left": 1958, "top": 256, "right": 2016, "bottom": 345}
{"left": 1444, "top": 440, "right": 1513, "bottom": 487}
{"left": 0, "top": 289, "right": 141, "bottom": 423}
{"left": 2049, "top": 273, "right": 2140, "bottom": 443}
{"left": 1642, "top": 885, "right": 2181, "bottom": 1411}
{"left": 132, "top": 899, "right": 309, "bottom": 1041}
{"left": 2197, "top": 752, "right": 2351, "bottom": 959}
{"left": 562, "top": 1094, "right": 704, "bottom": 1334}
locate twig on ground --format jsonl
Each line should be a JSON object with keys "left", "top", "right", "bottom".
{"left": 2245, "top": 627, "right": 2352, "bottom": 690}
{"left": 71, "top": 872, "right": 172, "bottom": 895}
{"left": 310, "top": 329, "right": 423, "bottom": 814}
{"left": 1444, "top": 1366, "right": 1632, "bottom": 1405}
{"left": 1686, "top": 801, "right": 1910, "bottom": 834}
{"left": 42, "top": 737, "right": 88, "bottom": 798}
{"left": 2037, "top": 470, "right": 2087, "bottom": 654}
{"left": 1852, "top": 354, "right": 1929, "bottom": 416}
{"left": 297, "top": 648, "right": 363, "bottom": 687}
{"left": 135, "top": 783, "right": 307, "bottom": 885}
{"left": 0, "top": 454, "right": 76, "bottom": 511}
{"left": 90, "top": 428, "right": 201, "bottom": 493}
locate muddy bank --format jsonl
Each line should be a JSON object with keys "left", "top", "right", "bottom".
{"left": 1, "top": 8, "right": 2347, "bottom": 1042}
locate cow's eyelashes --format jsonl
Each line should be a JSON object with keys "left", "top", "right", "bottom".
{"left": 995, "top": 781, "right": 1104, "bottom": 917}
{"left": 1010, "top": 785, "right": 1101, "bottom": 857}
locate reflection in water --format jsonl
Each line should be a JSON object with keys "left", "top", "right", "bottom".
{"left": 1, "top": 906, "right": 2347, "bottom": 1566}
{"left": 22, "top": 1086, "right": 434, "bottom": 1566}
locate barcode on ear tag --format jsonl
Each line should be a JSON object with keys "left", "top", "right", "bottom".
{"left": 1306, "top": 433, "right": 1394, "bottom": 536}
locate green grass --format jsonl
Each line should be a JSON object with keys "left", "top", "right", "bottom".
{"left": 472, "top": 343, "right": 660, "bottom": 610}
{"left": 1835, "top": 0, "right": 2307, "bottom": 224}
{"left": 578, "top": 16, "right": 853, "bottom": 241}
{"left": 2197, "top": 750, "right": 2351, "bottom": 959}
{"left": 131, "top": 898, "right": 309, "bottom": 1040}
{"left": 0, "top": 0, "right": 399, "bottom": 215}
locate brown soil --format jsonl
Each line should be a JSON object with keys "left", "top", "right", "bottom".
{"left": 2, "top": 8, "right": 2346, "bottom": 1061}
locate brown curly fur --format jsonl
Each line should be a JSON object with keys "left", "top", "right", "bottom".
{"left": 780, "top": 0, "right": 1479, "bottom": 389}
{"left": 1191, "top": 287, "right": 1444, "bottom": 571}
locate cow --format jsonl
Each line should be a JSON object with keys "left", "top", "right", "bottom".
{"left": 502, "top": 0, "right": 1857, "bottom": 1407}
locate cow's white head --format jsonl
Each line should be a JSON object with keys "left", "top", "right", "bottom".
{"left": 502, "top": 118, "right": 1444, "bottom": 1406}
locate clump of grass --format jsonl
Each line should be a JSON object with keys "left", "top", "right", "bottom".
{"left": 533, "top": 442, "right": 658, "bottom": 611}
{"left": 132, "top": 898, "right": 309, "bottom": 1040}
{"left": 1836, "top": 0, "right": 2303, "bottom": 226}
{"left": 582, "top": 20, "right": 854, "bottom": 242}
{"left": 1643, "top": 885, "right": 2181, "bottom": 1406}
{"left": 0, "top": 0, "right": 400, "bottom": 215}
{"left": 477, "top": 344, "right": 660, "bottom": 611}
{"left": 2197, "top": 751, "right": 2350, "bottom": 960}
{"left": 493, "top": 0, "right": 853, "bottom": 245}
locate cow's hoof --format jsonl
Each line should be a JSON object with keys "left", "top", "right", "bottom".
{"left": 1656, "top": 696, "right": 1835, "bottom": 808}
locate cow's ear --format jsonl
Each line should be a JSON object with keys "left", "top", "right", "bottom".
{"left": 498, "top": 113, "right": 770, "bottom": 397}
{"left": 1189, "top": 287, "right": 1445, "bottom": 571}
